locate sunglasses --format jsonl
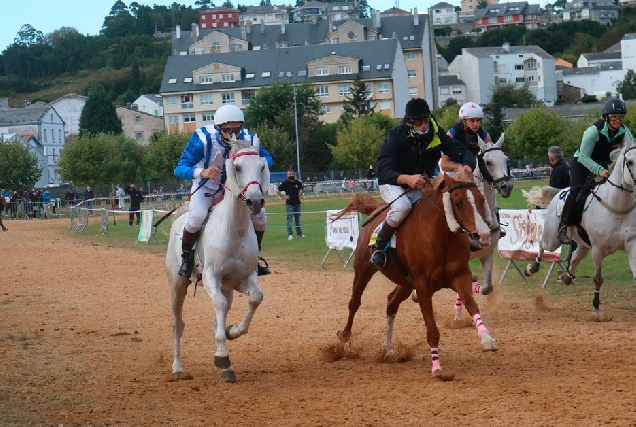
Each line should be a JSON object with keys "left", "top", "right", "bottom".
{"left": 608, "top": 114, "right": 625, "bottom": 121}
{"left": 407, "top": 116, "right": 430, "bottom": 126}
{"left": 219, "top": 126, "right": 242, "bottom": 134}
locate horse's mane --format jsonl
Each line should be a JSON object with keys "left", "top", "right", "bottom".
{"left": 335, "top": 193, "right": 385, "bottom": 220}
{"left": 607, "top": 146, "right": 623, "bottom": 175}
{"left": 229, "top": 138, "right": 252, "bottom": 154}
{"left": 522, "top": 185, "right": 560, "bottom": 208}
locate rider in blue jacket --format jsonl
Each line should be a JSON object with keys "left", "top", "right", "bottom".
{"left": 174, "top": 104, "right": 273, "bottom": 278}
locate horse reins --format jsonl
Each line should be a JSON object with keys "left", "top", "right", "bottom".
{"left": 588, "top": 146, "right": 636, "bottom": 215}
{"left": 475, "top": 147, "right": 511, "bottom": 192}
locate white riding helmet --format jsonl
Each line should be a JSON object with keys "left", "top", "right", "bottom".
{"left": 213, "top": 104, "right": 244, "bottom": 126}
{"left": 459, "top": 102, "right": 484, "bottom": 120}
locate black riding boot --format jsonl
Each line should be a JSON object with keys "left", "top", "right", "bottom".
{"left": 255, "top": 230, "right": 271, "bottom": 276}
{"left": 178, "top": 229, "right": 200, "bottom": 277}
{"left": 369, "top": 222, "right": 397, "bottom": 268}
{"left": 558, "top": 192, "right": 576, "bottom": 244}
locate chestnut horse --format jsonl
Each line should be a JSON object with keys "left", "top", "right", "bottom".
{"left": 337, "top": 171, "right": 499, "bottom": 375}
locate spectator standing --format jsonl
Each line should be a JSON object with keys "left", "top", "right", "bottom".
{"left": 115, "top": 184, "right": 126, "bottom": 209}
{"left": 366, "top": 165, "right": 376, "bottom": 191}
{"left": 0, "top": 197, "right": 7, "bottom": 231}
{"left": 41, "top": 186, "right": 58, "bottom": 219}
{"left": 84, "top": 186, "right": 94, "bottom": 211}
{"left": 126, "top": 183, "right": 144, "bottom": 226}
{"left": 1, "top": 188, "right": 9, "bottom": 216}
{"left": 548, "top": 146, "right": 570, "bottom": 189}
{"left": 277, "top": 170, "right": 305, "bottom": 240}
{"left": 9, "top": 191, "right": 19, "bottom": 218}
{"left": 65, "top": 187, "right": 76, "bottom": 208}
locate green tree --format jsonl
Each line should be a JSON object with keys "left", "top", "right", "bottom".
{"left": 433, "top": 104, "right": 460, "bottom": 132}
{"left": 255, "top": 124, "right": 295, "bottom": 171}
{"left": 330, "top": 118, "right": 384, "bottom": 170}
{"left": 0, "top": 139, "right": 40, "bottom": 190}
{"left": 79, "top": 85, "right": 123, "bottom": 137}
{"left": 102, "top": 1, "right": 136, "bottom": 38}
{"left": 485, "top": 83, "right": 538, "bottom": 138}
{"left": 13, "top": 24, "right": 46, "bottom": 46}
{"left": 144, "top": 132, "right": 188, "bottom": 182}
{"left": 57, "top": 134, "right": 141, "bottom": 186}
{"left": 617, "top": 69, "right": 636, "bottom": 100}
{"left": 505, "top": 108, "right": 569, "bottom": 162}
{"left": 340, "top": 74, "right": 374, "bottom": 125}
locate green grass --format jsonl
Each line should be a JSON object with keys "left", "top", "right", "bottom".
{"left": 57, "top": 180, "right": 636, "bottom": 310}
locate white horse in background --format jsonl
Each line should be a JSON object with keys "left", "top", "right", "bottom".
{"left": 166, "top": 138, "right": 270, "bottom": 382}
{"left": 524, "top": 132, "right": 636, "bottom": 316}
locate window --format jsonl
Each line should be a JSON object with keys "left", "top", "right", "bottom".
{"left": 134, "top": 115, "right": 141, "bottom": 123}
{"left": 515, "top": 64, "right": 523, "bottom": 70}
{"left": 168, "top": 115, "right": 179, "bottom": 124}
{"left": 338, "top": 65, "right": 352, "bottom": 75}
{"left": 379, "top": 101, "right": 391, "bottom": 110}
{"left": 338, "top": 84, "right": 351, "bottom": 96}
{"left": 230, "top": 44, "right": 242, "bottom": 52}
{"left": 315, "top": 86, "right": 329, "bottom": 97}
{"left": 222, "top": 73, "right": 235, "bottom": 82}
{"left": 489, "top": 16, "right": 497, "bottom": 24}
{"left": 194, "top": 48, "right": 204, "bottom": 55}
{"left": 409, "top": 87, "right": 418, "bottom": 96}
{"left": 516, "top": 77, "right": 525, "bottom": 83}
{"left": 222, "top": 93, "right": 236, "bottom": 103}
{"left": 135, "top": 132, "right": 143, "bottom": 141}
{"left": 408, "top": 70, "right": 416, "bottom": 79}
{"left": 406, "top": 52, "right": 416, "bottom": 60}
{"left": 504, "top": 15, "right": 512, "bottom": 22}
{"left": 320, "top": 105, "right": 331, "bottom": 114}
{"left": 212, "top": 41, "right": 221, "bottom": 51}
{"left": 59, "top": 129, "right": 62, "bottom": 143}
{"left": 202, "top": 113, "right": 214, "bottom": 122}
{"left": 200, "top": 93, "right": 213, "bottom": 105}
{"left": 378, "top": 82, "right": 389, "bottom": 93}
{"left": 365, "top": 83, "right": 373, "bottom": 96}
{"left": 181, "top": 94, "right": 194, "bottom": 109}
{"left": 166, "top": 96, "right": 177, "bottom": 104}
{"left": 315, "top": 67, "right": 329, "bottom": 76}
{"left": 452, "top": 87, "right": 462, "bottom": 94}
{"left": 183, "top": 114, "right": 196, "bottom": 123}
{"left": 440, "top": 87, "right": 450, "bottom": 95}
{"left": 199, "top": 75, "right": 214, "bottom": 84}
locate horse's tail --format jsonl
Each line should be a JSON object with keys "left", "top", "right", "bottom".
{"left": 332, "top": 193, "right": 385, "bottom": 220}
{"left": 522, "top": 185, "right": 560, "bottom": 209}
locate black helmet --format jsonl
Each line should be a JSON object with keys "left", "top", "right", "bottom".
{"left": 602, "top": 98, "right": 627, "bottom": 116}
{"left": 405, "top": 98, "right": 431, "bottom": 119}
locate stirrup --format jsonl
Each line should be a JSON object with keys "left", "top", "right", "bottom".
{"left": 257, "top": 256, "right": 271, "bottom": 276}
{"left": 369, "top": 249, "right": 387, "bottom": 267}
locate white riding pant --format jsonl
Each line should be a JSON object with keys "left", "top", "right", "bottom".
{"left": 184, "top": 185, "right": 266, "bottom": 233}
{"left": 379, "top": 184, "right": 421, "bottom": 228}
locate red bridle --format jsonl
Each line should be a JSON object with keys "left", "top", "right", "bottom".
{"left": 229, "top": 150, "right": 264, "bottom": 201}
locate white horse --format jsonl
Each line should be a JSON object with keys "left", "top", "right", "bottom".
{"left": 524, "top": 132, "right": 636, "bottom": 316}
{"left": 166, "top": 138, "right": 270, "bottom": 382}
{"left": 413, "top": 134, "right": 513, "bottom": 319}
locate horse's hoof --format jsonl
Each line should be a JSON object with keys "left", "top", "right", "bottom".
{"left": 451, "top": 318, "right": 465, "bottom": 329}
{"left": 481, "top": 338, "right": 499, "bottom": 352}
{"left": 214, "top": 355, "right": 232, "bottom": 369}
{"left": 336, "top": 330, "right": 351, "bottom": 343}
{"left": 225, "top": 325, "right": 236, "bottom": 340}
{"left": 411, "top": 290, "right": 419, "bottom": 303}
{"left": 560, "top": 273, "right": 573, "bottom": 285}
{"left": 221, "top": 368, "right": 236, "bottom": 383}
{"left": 480, "top": 284, "right": 493, "bottom": 295}
{"left": 524, "top": 263, "right": 538, "bottom": 277}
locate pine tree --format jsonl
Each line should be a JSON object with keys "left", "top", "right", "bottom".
{"left": 341, "top": 74, "right": 374, "bottom": 124}
{"left": 79, "top": 85, "right": 123, "bottom": 138}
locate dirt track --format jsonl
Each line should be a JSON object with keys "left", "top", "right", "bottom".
{"left": 2, "top": 219, "right": 636, "bottom": 426}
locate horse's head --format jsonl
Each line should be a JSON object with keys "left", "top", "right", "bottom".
{"left": 610, "top": 131, "right": 636, "bottom": 190}
{"left": 441, "top": 169, "right": 492, "bottom": 248}
{"left": 225, "top": 139, "right": 270, "bottom": 215}
{"left": 476, "top": 133, "right": 513, "bottom": 198}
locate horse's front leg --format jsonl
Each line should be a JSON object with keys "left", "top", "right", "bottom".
{"left": 338, "top": 253, "right": 376, "bottom": 342}
{"left": 590, "top": 247, "right": 605, "bottom": 316}
{"left": 478, "top": 254, "right": 495, "bottom": 295}
{"left": 414, "top": 286, "right": 442, "bottom": 374}
{"left": 170, "top": 277, "right": 189, "bottom": 377}
{"left": 226, "top": 273, "right": 263, "bottom": 340}
{"left": 204, "top": 270, "right": 236, "bottom": 382}
{"left": 382, "top": 285, "right": 412, "bottom": 358}
{"left": 454, "top": 275, "right": 498, "bottom": 352}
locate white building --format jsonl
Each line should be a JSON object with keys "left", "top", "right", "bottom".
{"left": 430, "top": 2, "right": 458, "bottom": 26}
{"left": 559, "top": 65, "right": 623, "bottom": 99}
{"left": 132, "top": 94, "right": 164, "bottom": 117}
{"left": 448, "top": 43, "right": 557, "bottom": 106}
{"left": 240, "top": 5, "right": 288, "bottom": 26}
{"left": 46, "top": 93, "right": 87, "bottom": 139}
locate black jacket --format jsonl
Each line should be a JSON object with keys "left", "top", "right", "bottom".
{"left": 126, "top": 187, "right": 144, "bottom": 208}
{"left": 549, "top": 159, "right": 570, "bottom": 189}
{"left": 376, "top": 119, "right": 476, "bottom": 186}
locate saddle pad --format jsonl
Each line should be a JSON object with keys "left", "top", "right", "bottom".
{"left": 555, "top": 190, "right": 569, "bottom": 218}
{"left": 368, "top": 223, "right": 398, "bottom": 248}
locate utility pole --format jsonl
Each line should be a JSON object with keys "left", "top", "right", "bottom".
{"left": 293, "top": 86, "right": 302, "bottom": 179}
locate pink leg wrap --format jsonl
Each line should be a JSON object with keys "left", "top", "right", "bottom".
{"left": 430, "top": 347, "right": 441, "bottom": 372}
{"left": 454, "top": 293, "right": 463, "bottom": 314}
{"left": 472, "top": 280, "right": 482, "bottom": 294}
{"left": 473, "top": 313, "right": 489, "bottom": 338}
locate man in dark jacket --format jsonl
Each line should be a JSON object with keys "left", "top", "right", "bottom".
{"left": 370, "top": 98, "right": 477, "bottom": 267}
{"left": 548, "top": 146, "right": 570, "bottom": 189}
{"left": 126, "top": 183, "right": 144, "bottom": 226}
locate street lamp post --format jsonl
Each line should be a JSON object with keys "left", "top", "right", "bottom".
{"left": 293, "top": 85, "right": 301, "bottom": 179}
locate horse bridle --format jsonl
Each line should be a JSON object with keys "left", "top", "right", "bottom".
{"left": 476, "top": 147, "right": 511, "bottom": 193}
{"left": 445, "top": 181, "right": 487, "bottom": 236}
{"left": 229, "top": 150, "right": 264, "bottom": 201}
{"left": 589, "top": 146, "right": 636, "bottom": 215}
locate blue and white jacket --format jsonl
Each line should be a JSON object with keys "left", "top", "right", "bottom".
{"left": 174, "top": 126, "right": 273, "bottom": 193}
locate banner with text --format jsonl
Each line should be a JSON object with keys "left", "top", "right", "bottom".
{"left": 498, "top": 209, "right": 561, "bottom": 263}
{"left": 325, "top": 210, "right": 359, "bottom": 251}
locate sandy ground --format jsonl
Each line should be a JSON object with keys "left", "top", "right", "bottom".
{"left": 2, "top": 219, "right": 636, "bottom": 426}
